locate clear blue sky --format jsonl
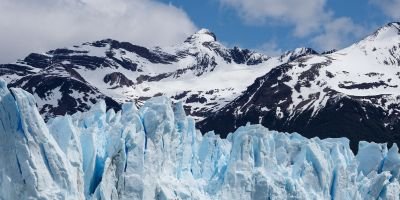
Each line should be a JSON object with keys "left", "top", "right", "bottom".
{"left": 158, "top": 0, "right": 396, "bottom": 54}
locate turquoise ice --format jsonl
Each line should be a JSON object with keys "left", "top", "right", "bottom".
{"left": 0, "top": 79, "right": 399, "bottom": 200}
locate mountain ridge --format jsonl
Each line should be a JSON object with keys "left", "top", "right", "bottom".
{"left": 0, "top": 28, "right": 316, "bottom": 120}
{"left": 1, "top": 22, "right": 400, "bottom": 150}
{"left": 199, "top": 22, "right": 400, "bottom": 151}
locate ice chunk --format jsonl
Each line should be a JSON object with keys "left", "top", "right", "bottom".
{"left": 0, "top": 80, "right": 82, "bottom": 200}
{"left": 356, "top": 141, "right": 386, "bottom": 175}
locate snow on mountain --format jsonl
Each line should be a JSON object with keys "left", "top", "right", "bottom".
{"left": 184, "top": 28, "right": 217, "bottom": 43}
{"left": 0, "top": 28, "right": 315, "bottom": 122}
{"left": 2, "top": 23, "right": 400, "bottom": 152}
{"left": 199, "top": 22, "right": 400, "bottom": 151}
{"left": 0, "top": 81, "right": 400, "bottom": 200}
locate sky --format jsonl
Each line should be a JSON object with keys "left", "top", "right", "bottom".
{"left": 159, "top": 0, "right": 398, "bottom": 55}
{"left": 0, "top": 0, "right": 399, "bottom": 63}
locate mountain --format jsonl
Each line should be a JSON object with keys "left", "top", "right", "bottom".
{"left": 0, "top": 29, "right": 313, "bottom": 121}
{"left": 1, "top": 23, "right": 400, "bottom": 150}
{"left": 1, "top": 81, "right": 399, "bottom": 199}
{"left": 199, "top": 22, "right": 400, "bottom": 151}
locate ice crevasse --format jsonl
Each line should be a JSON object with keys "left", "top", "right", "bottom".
{"left": 0, "top": 79, "right": 400, "bottom": 200}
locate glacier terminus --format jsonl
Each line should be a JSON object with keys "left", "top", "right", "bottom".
{"left": 0, "top": 79, "right": 400, "bottom": 200}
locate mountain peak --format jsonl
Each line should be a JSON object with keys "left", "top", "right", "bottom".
{"left": 279, "top": 47, "right": 318, "bottom": 62}
{"left": 361, "top": 22, "right": 400, "bottom": 43}
{"left": 184, "top": 28, "right": 217, "bottom": 43}
{"left": 385, "top": 22, "right": 400, "bottom": 28}
{"left": 291, "top": 47, "right": 318, "bottom": 55}
{"left": 374, "top": 22, "right": 400, "bottom": 37}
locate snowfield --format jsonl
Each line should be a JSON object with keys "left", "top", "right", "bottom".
{"left": 0, "top": 80, "right": 400, "bottom": 200}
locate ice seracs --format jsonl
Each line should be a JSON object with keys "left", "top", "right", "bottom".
{"left": 0, "top": 79, "right": 84, "bottom": 200}
{"left": 1, "top": 81, "right": 400, "bottom": 199}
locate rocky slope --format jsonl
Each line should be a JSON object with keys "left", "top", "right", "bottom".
{"left": 1, "top": 23, "right": 400, "bottom": 150}
{"left": 199, "top": 22, "right": 400, "bottom": 151}
{"left": 0, "top": 29, "right": 314, "bottom": 121}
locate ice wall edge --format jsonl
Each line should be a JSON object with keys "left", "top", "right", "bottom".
{"left": 0, "top": 80, "right": 400, "bottom": 200}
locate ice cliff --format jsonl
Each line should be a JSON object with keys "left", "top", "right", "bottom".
{"left": 0, "top": 79, "right": 400, "bottom": 200}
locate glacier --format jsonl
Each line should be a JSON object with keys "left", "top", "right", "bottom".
{"left": 0, "top": 79, "right": 400, "bottom": 200}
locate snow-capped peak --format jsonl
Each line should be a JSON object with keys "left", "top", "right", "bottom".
{"left": 372, "top": 22, "right": 400, "bottom": 40}
{"left": 279, "top": 47, "right": 318, "bottom": 62}
{"left": 291, "top": 47, "right": 318, "bottom": 56}
{"left": 342, "top": 22, "right": 400, "bottom": 67}
{"left": 358, "top": 22, "right": 400, "bottom": 45}
{"left": 184, "top": 28, "right": 217, "bottom": 44}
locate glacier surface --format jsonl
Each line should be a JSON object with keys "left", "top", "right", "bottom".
{"left": 0, "top": 79, "right": 400, "bottom": 200}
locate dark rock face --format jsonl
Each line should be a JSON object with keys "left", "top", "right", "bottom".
{"left": 89, "top": 39, "right": 179, "bottom": 64}
{"left": 0, "top": 64, "right": 35, "bottom": 78}
{"left": 198, "top": 60, "right": 400, "bottom": 152}
{"left": 198, "top": 64, "right": 295, "bottom": 136}
{"left": 338, "top": 81, "right": 398, "bottom": 90}
{"left": 186, "top": 94, "right": 207, "bottom": 104}
{"left": 106, "top": 54, "right": 138, "bottom": 71}
{"left": 135, "top": 53, "right": 218, "bottom": 83}
{"left": 200, "top": 94, "right": 400, "bottom": 152}
{"left": 10, "top": 65, "right": 121, "bottom": 120}
{"left": 279, "top": 48, "right": 319, "bottom": 62}
{"left": 0, "top": 38, "right": 185, "bottom": 120}
{"left": 103, "top": 72, "right": 133, "bottom": 88}
{"left": 23, "top": 53, "right": 52, "bottom": 68}
{"left": 229, "top": 47, "right": 253, "bottom": 64}
{"left": 212, "top": 46, "right": 270, "bottom": 65}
